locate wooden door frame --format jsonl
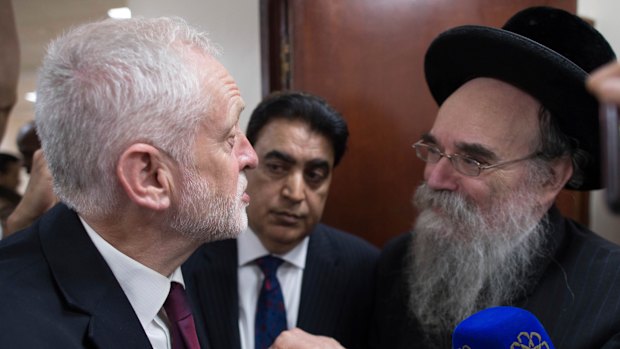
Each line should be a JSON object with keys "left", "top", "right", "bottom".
{"left": 259, "top": 0, "right": 290, "bottom": 95}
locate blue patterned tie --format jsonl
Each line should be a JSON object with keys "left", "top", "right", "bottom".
{"left": 254, "top": 255, "right": 287, "bottom": 349}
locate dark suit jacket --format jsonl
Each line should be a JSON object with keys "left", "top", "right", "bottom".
{"left": 183, "top": 224, "right": 379, "bottom": 349}
{"left": 0, "top": 203, "right": 209, "bottom": 349}
{"left": 370, "top": 206, "right": 620, "bottom": 349}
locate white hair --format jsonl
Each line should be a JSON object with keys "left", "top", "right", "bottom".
{"left": 35, "top": 17, "right": 219, "bottom": 218}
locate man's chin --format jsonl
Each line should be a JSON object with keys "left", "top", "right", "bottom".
{"left": 237, "top": 211, "right": 249, "bottom": 235}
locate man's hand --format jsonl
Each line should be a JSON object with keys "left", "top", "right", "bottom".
{"left": 270, "top": 328, "right": 345, "bottom": 349}
{"left": 587, "top": 61, "right": 620, "bottom": 105}
{"left": 5, "top": 149, "right": 58, "bottom": 236}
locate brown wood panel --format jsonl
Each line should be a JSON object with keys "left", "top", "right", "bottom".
{"left": 262, "top": 0, "right": 581, "bottom": 247}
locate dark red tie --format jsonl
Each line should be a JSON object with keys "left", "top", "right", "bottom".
{"left": 164, "top": 282, "right": 200, "bottom": 349}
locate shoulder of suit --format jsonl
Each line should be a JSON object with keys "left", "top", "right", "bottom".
{"left": 312, "top": 223, "right": 379, "bottom": 255}
{"left": 563, "top": 217, "right": 620, "bottom": 257}
{"left": 376, "top": 232, "right": 412, "bottom": 272}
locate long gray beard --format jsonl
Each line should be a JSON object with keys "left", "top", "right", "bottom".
{"left": 406, "top": 183, "right": 548, "bottom": 346}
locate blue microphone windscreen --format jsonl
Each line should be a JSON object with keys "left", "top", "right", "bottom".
{"left": 452, "top": 306, "right": 554, "bottom": 349}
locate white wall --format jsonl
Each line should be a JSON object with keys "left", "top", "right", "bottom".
{"left": 578, "top": 1, "right": 620, "bottom": 54}
{"left": 578, "top": 0, "right": 620, "bottom": 244}
{"left": 128, "top": 0, "right": 262, "bottom": 130}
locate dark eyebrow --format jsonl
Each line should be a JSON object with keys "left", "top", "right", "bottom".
{"left": 264, "top": 150, "right": 331, "bottom": 172}
{"left": 264, "top": 150, "right": 296, "bottom": 164}
{"left": 455, "top": 142, "right": 498, "bottom": 162}
{"left": 422, "top": 132, "right": 499, "bottom": 161}
{"left": 306, "top": 159, "right": 331, "bottom": 171}
{"left": 420, "top": 133, "right": 437, "bottom": 144}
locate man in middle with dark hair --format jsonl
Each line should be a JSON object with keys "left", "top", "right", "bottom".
{"left": 184, "top": 91, "right": 378, "bottom": 349}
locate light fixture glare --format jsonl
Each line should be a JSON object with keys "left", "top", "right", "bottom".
{"left": 108, "top": 7, "right": 132, "bottom": 19}
{"left": 25, "top": 91, "right": 36, "bottom": 103}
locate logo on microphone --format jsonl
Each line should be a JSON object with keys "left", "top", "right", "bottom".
{"left": 511, "top": 331, "right": 550, "bottom": 349}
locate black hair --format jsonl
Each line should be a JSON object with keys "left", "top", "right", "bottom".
{"left": 246, "top": 91, "right": 349, "bottom": 166}
{"left": 0, "top": 186, "right": 21, "bottom": 206}
{"left": 0, "top": 153, "right": 20, "bottom": 174}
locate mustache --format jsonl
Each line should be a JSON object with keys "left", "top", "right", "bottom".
{"left": 414, "top": 184, "right": 477, "bottom": 218}
{"left": 237, "top": 172, "right": 248, "bottom": 198}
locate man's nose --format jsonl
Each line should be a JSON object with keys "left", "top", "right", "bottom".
{"left": 424, "top": 157, "right": 459, "bottom": 192}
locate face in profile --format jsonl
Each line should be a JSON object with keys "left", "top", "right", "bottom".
{"left": 245, "top": 118, "right": 334, "bottom": 254}
{"left": 167, "top": 55, "right": 257, "bottom": 243}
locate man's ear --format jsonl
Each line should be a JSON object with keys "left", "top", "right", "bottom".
{"left": 540, "top": 156, "right": 573, "bottom": 208}
{"left": 116, "top": 144, "right": 174, "bottom": 211}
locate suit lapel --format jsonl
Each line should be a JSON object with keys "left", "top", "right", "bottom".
{"left": 184, "top": 239, "right": 241, "bottom": 349}
{"left": 39, "top": 204, "right": 151, "bottom": 348}
{"left": 86, "top": 286, "right": 154, "bottom": 348}
{"left": 297, "top": 225, "right": 346, "bottom": 334}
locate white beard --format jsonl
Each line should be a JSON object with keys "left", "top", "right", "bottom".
{"left": 169, "top": 169, "right": 248, "bottom": 243}
{"left": 406, "top": 182, "right": 548, "bottom": 346}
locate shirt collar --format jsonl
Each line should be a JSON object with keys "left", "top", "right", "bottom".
{"left": 79, "top": 216, "right": 185, "bottom": 330}
{"left": 237, "top": 227, "right": 308, "bottom": 269}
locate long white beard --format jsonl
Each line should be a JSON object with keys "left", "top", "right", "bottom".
{"left": 407, "top": 182, "right": 548, "bottom": 346}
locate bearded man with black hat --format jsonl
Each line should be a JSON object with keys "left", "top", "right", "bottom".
{"left": 370, "top": 6, "right": 620, "bottom": 349}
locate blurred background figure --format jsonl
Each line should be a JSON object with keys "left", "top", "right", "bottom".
{"left": 3, "top": 121, "right": 55, "bottom": 238}
{"left": 16, "top": 120, "right": 41, "bottom": 174}
{"left": 0, "top": 185, "right": 21, "bottom": 237}
{"left": 0, "top": 151, "right": 22, "bottom": 238}
{"left": 4, "top": 149, "right": 57, "bottom": 237}
{"left": 0, "top": 152, "right": 21, "bottom": 191}
{"left": 0, "top": 0, "right": 20, "bottom": 142}
{"left": 0, "top": 0, "right": 24, "bottom": 239}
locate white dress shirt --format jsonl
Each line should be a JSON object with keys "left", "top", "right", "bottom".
{"left": 81, "top": 216, "right": 185, "bottom": 349}
{"left": 237, "top": 228, "right": 309, "bottom": 349}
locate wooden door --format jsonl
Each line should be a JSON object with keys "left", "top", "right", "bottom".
{"left": 261, "top": 0, "right": 582, "bottom": 247}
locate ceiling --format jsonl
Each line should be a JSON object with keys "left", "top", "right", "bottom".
{"left": 3, "top": 0, "right": 126, "bottom": 150}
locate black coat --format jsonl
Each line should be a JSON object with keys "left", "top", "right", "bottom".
{"left": 0, "top": 204, "right": 209, "bottom": 348}
{"left": 370, "top": 206, "right": 620, "bottom": 349}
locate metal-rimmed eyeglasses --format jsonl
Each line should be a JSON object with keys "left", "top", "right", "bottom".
{"left": 412, "top": 141, "right": 540, "bottom": 177}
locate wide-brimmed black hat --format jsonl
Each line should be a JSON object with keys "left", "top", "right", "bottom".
{"left": 425, "top": 6, "right": 616, "bottom": 190}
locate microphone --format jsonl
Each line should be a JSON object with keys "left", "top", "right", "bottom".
{"left": 452, "top": 306, "right": 554, "bottom": 349}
